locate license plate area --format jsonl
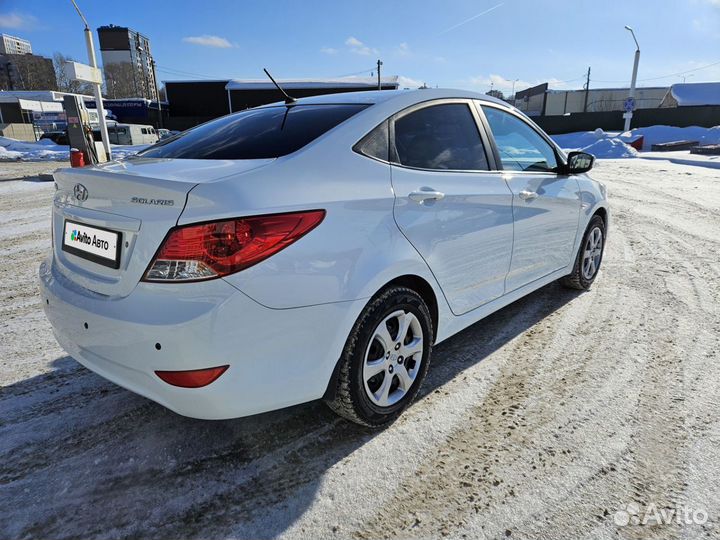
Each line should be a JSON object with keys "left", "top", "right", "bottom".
{"left": 62, "top": 219, "right": 122, "bottom": 269}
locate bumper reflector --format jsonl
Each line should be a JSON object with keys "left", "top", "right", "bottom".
{"left": 155, "top": 365, "right": 229, "bottom": 388}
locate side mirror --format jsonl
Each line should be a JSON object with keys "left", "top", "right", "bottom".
{"left": 565, "top": 151, "right": 595, "bottom": 174}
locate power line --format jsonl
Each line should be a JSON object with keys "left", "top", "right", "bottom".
{"left": 335, "top": 67, "right": 376, "bottom": 78}
{"left": 547, "top": 74, "right": 588, "bottom": 86}
{"left": 593, "top": 59, "right": 720, "bottom": 83}
{"left": 154, "top": 64, "right": 220, "bottom": 80}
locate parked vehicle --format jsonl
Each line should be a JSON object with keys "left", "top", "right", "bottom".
{"left": 104, "top": 123, "right": 159, "bottom": 145}
{"left": 40, "top": 131, "right": 69, "bottom": 146}
{"left": 157, "top": 128, "right": 173, "bottom": 140}
{"left": 40, "top": 89, "right": 608, "bottom": 427}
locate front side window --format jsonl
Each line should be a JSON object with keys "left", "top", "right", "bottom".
{"left": 138, "top": 104, "right": 368, "bottom": 160}
{"left": 481, "top": 106, "right": 558, "bottom": 172}
{"left": 393, "top": 103, "right": 489, "bottom": 171}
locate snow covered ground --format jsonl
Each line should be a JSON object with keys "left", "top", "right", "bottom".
{"left": 0, "top": 136, "right": 148, "bottom": 162}
{"left": 1, "top": 156, "right": 719, "bottom": 539}
{"left": 552, "top": 125, "right": 720, "bottom": 159}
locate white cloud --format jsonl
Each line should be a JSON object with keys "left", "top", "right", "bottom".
{"left": 397, "top": 75, "right": 424, "bottom": 89}
{"left": 182, "top": 35, "right": 235, "bottom": 48}
{"left": 320, "top": 47, "right": 338, "bottom": 55}
{"left": 0, "top": 12, "right": 36, "bottom": 29}
{"left": 396, "top": 42, "right": 411, "bottom": 57}
{"left": 345, "top": 36, "right": 378, "bottom": 56}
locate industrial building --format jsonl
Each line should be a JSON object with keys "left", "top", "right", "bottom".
{"left": 164, "top": 76, "right": 399, "bottom": 130}
{"left": 514, "top": 83, "right": 670, "bottom": 117}
{"left": 97, "top": 25, "right": 158, "bottom": 101}
{"left": 514, "top": 81, "right": 720, "bottom": 134}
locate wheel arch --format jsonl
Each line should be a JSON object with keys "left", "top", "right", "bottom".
{"left": 593, "top": 205, "right": 608, "bottom": 226}
{"left": 322, "top": 272, "right": 441, "bottom": 401}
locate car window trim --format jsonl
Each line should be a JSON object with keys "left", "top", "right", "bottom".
{"left": 475, "top": 101, "right": 566, "bottom": 174}
{"left": 388, "top": 98, "right": 495, "bottom": 174}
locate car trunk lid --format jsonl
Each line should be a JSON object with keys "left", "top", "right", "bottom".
{"left": 51, "top": 157, "right": 274, "bottom": 297}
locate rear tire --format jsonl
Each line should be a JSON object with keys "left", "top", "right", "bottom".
{"left": 560, "top": 215, "right": 606, "bottom": 290}
{"left": 325, "top": 286, "right": 433, "bottom": 428}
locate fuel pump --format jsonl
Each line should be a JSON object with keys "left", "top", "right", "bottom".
{"left": 63, "top": 94, "right": 107, "bottom": 166}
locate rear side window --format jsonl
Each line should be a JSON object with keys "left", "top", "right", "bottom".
{"left": 354, "top": 120, "right": 389, "bottom": 161}
{"left": 393, "top": 103, "right": 488, "bottom": 171}
{"left": 138, "top": 104, "right": 368, "bottom": 160}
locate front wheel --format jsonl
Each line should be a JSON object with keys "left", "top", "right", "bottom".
{"left": 560, "top": 214, "right": 606, "bottom": 290}
{"left": 325, "top": 286, "right": 433, "bottom": 427}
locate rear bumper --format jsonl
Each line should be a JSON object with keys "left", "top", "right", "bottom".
{"left": 39, "top": 256, "right": 365, "bottom": 419}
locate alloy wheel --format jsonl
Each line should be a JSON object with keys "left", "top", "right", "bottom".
{"left": 582, "top": 227, "right": 603, "bottom": 280}
{"left": 363, "top": 310, "right": 424, "bottom": 407}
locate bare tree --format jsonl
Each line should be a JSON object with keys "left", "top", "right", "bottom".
{"left": 104, "top": 62, "right": 139, "bottom": 98}
{"left": 9, "top": 54, "right": 57, "bottom": 90}
{"left": 486, "top": 89, "right": 505, "bottom": 100}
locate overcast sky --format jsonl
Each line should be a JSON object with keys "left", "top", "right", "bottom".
{"left": 2, "top": 0, "right": 719, "bottom": 94}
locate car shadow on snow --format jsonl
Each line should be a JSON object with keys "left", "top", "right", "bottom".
{"left": 0, "top": 281, "right": 582, "bottom": 540}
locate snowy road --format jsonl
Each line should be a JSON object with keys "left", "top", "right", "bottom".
{"left": 1, "top": 159, "right": 719, "bottom": 540}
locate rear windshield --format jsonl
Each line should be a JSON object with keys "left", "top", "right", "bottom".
{"left": 137, "top": 104, "right": 368, "bottom": 160}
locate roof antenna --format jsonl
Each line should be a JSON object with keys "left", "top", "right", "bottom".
{"left": 263, "top": 68, "right": 296, "bottom": 105}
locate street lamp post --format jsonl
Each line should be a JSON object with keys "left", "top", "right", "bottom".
{"left": 623, "top": 25, "right": 640, "bottom": 132}
{"left": 511, "top": 78, "right": 519, "bottom": 106}
{"left": 70, "top": 0, "right": 112, "bottom": 160}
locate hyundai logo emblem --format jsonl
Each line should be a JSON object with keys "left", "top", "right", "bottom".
{"left": 73, "top": 183, "right": 89, "bottom": 202}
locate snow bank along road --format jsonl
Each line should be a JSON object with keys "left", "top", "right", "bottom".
{"left": 1, "top": 158, "right": 719, "bottom": 540}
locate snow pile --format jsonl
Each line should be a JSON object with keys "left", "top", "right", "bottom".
{"left": 0, "top": 136, "right": 149, "bottom": 162}
{"left": 578, "top": 138, "right": 638, "bottom": 159}
{"left": 552, "top": 129, "right": 638, "bottom": 159}
{"left": 0, "top": 136, "right": 69, "bottom": 162}
{"left": 619, "top": 125, "right": 720, "bottom": 150}
{"left": 0, "top": 146, "right": 23, "bottom": 161}
{"left": 552, "top": 125, "right": 720, "bottom": 158}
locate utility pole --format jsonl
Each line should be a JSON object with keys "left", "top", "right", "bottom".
{"left": 151, "top": 58, "right": 163, "bottom": 129}
{"left": 623, "top": 25, "right": 640, "bottom": 132}
{"left": 376, "top": 59, "right": 383, "bottom": 90}
{"left": 583, "top": 66, "right": 591, "bottom": 112}
{"left": 511, "top": 78, "right": 519, "bottom": 106}
{"left": 70, "top": 0, "right": 112, "bottom": 160}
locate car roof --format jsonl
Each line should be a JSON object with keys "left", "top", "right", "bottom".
{"left": 257, "top": 88, "right": 513, "bottom": 110}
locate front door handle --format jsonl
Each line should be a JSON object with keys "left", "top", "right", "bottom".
{"left": 409, "top": 188, "right": 445, "bottom": 203}
{"left": 519, "top": 190, "right": 539, "bottom": 201}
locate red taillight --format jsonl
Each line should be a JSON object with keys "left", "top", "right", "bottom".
{"left": 143, "top": 210, "right": 325, "bottom": 282}
{"left": 155, "top": 365, "right": 229, "bottom": 388}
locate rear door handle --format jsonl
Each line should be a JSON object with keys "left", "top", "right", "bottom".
{"left": 409, "top": 188, "right": 445, "bottom": 203}
{"left": 519, "top": 190, "right": 538, "bottom": 201}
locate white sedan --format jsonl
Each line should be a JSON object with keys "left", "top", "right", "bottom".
{"left": 40, "top": 88, "right": 608, "bottom": 427}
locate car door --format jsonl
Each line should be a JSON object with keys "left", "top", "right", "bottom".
{"left": 479, "top": 103, "right": 581, "bottom": 292}
{"left": 390, "top": 100, "right": 514, "bottom": 316}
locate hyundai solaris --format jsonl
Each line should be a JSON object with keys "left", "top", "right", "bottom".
{"left": 40, "top": 89, "right": 608, "bottom": 427}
